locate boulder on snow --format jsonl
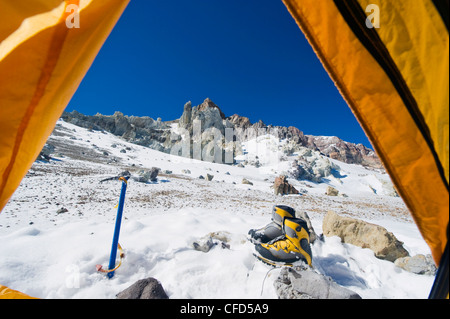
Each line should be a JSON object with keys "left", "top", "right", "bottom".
{"left": 116, "top": 277, "right": 168, "bottom": 299}
{"left": 322, "top": 211, "right": 409, "bottom": 262}
{"left": 206, "top": 173, "right": 214, "bottom": 181}
{"left": 56, "top": 207, "right": 68, "bottom": 214}
{"left": 36, "top": 143, "right": 55, "bottom": 162}
{"left": 273, "top": 175, "right": 299, "bottom": 196}
{"left": 241, "top": 178, "right": 253, "bottom": 185}
{"left": 132, "top": 167, "right": 160, "bottom": 183}
{"left": 394, "top": 254, "right": 436, "bottom": 276}
{"left": 148, "top": 167, "right": 160, "bottom": 182}
{"left": 325, "top": 186, "right": 339, "bottom": 196}
{"left": 274, "top": 267, "right": 361, "bottom": 299}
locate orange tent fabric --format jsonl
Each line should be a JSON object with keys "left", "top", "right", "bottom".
{"left": 0, "top": 0, "right": 129, "bottom": 215}
{"left": 282, "top": 0, "right": 448, "bottom": 267}
{"left": 282, "top": 0, "right": 448, "bottom": 298}
{"left": 0, "top": 285, "right": 37, "bottom": 299}
{"left": 0, "top": 0, "right": 129, "bottom": 298}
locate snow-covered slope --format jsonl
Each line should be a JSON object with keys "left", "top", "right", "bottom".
{"left": 0, "top": 119, "right": 434, "bottom": 299}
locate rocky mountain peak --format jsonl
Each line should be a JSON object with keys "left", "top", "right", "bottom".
{"left": 197, "top": 98, "right": 226, "bottom": 119}
{"left": 179, "top": 101, "right": 192, "bottom": 128}
{"left": 178, "top": 98, "right": 227, "bottom": 134}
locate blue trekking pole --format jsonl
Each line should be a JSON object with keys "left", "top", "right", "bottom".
{"left": 105, "top": 176, "right": 128, "bottom": 278}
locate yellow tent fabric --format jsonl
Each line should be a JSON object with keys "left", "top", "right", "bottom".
{"left": 0, "top": 285, "right": 38, "bottom": 299}
{"left": 0, "top": 0, "right": 129, "bottom": 298}
{"left": 282, "top": 0, "right": 448, "bottom": 297}
{"left": 0, "top": 0, "right": 129, "bottom": 215}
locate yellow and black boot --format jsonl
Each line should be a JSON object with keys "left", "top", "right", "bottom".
{"left": 248, "top": 205, "right": 296, "bottom": 244}
{"left": 254, "top": 217, "right": 312, "bottom": 267}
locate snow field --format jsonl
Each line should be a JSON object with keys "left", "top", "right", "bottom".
{"left": 0, "top": 205, "right": 434, "bottom": 299}
{"left": 0, "top": 119, "right": 435, "bottom": 299}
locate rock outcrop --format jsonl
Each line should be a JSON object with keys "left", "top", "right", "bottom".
{"left": 273, "top": 175, "right": 299, "bottom": 196}
{"left": 179, "top": 101, "right": 192, "bottom": 129}
{"left": 227, "top": 114, "right": 252, "bottom": 130}
{"left": 62, "top": 98, "right": 382, "bottom": 169}
{"left": 287, "top": 147, "right": 341, "bottom": 183}
{"left": 305, "top": 135, "right": 381, "bottom": 168}
{"left": 61, "top": 110, "right": 171, "bottom": 152}
{"left": 178, "top": 98, "right": 230, "bottom": 134}
{"left": 197, "top": 97, "right": 226, "bottom": 119}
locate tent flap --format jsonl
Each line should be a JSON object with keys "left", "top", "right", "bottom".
{"left": 0, "top": 0, "right": 129, "bottom": 299}
{"left": 282, "top": 0, "right": 448, "bottom": 278}
{"left": 0, "top": 0, "right": 130, "bottom": 214}
{"left": 0, "top": 285, "right": 37, "bottom": 299}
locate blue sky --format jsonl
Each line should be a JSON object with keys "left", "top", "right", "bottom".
{"left": 66, "top": 0, "right": 372, "bottom": 148}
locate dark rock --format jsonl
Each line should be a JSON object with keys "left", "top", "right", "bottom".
{"left": 133, "top": 167, "right": 160, "bottom": 183}
{"left": 116, "top": 278, "right": 168, "bottom": 299}
{"left": 36, "top": 143, "right": 55, "bottom": 162}
{"left": 56, "top": 207, "right": 68, "bottom": 214}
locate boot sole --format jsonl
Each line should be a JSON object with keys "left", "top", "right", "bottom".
{"left": 253, "top": 253, "right": 295, "bottom": 268}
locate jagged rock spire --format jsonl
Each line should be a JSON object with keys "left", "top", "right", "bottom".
{"left": 197, "top": 98, "right": 226, "bottom": 119}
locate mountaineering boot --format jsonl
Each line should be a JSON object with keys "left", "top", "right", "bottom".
{"left": 254, "top": 217, "right": 312, "bottom": 267}
{"left": 248, "top": 205, "right": 296, "bottom": 244}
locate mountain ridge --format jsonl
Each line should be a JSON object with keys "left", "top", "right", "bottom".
{"left": 62, "top": 98, "right": 382, "bottom": 169}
